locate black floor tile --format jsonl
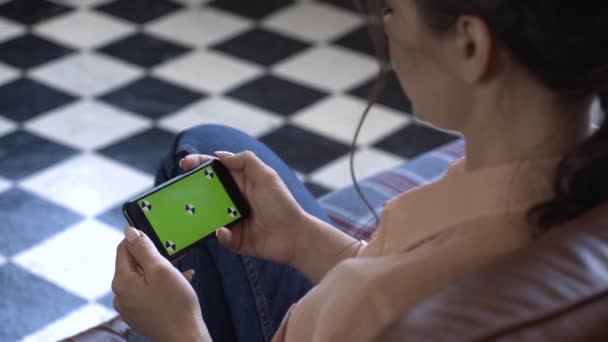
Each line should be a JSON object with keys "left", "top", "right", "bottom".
{"left": 332, "top": 25, "right": 375, "bottom": 57}
{"left": 374, "top": 123, "right": 459, "bottom": 159}
{"left": 349, "top": 71, "right": 413, "bottom": 113}
{"left": 208, "top": 0, "right": 293, "bottom": 20}
{"left": 0, "top": 131, "right": 78, "bottom": 180}
{"left": 0, "top": 188, "right": 82, "bottom": 255}
{"left": 211, "top": 28, "right": 310, "bottom": 67}
{"left": 98, "top": 76, "right": 205, "bottom": 119}
{"left": 96, "top": 204, "right": 127, "bottom": 231}
{"left": 225, "top": 74, "right": 327, "bottom": 116}
{"left": 96, "top": 291, "right": 115, "bottom": 311}
{"left": 0, "top": 264, "right": 86, "bottom": 341}
{"left": 305, "top": 181, "right": 332, "bottom": 198}
{"left": 259, "top": 124, "right": 350, "bottom": 173}
{"left": 0, "top": 34, "right": 74, "bottom": 69}
{"left": 95, "top": 0, "right": 182, "bottom": 24}
{"left": 0, "top": 78, "right": 76, "bottom": 122}
{"left": 97, "top": 127, "right": 176, "bottom": 175}
{"left": 97, "top": 33, "right": 191, "bottom": 68}
{"left": 0, "top": 0, "right": 72, "bottom": 25}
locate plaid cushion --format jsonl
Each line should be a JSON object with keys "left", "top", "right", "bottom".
{"left": 319, "top": 140, "right": 465, "bottom": 240}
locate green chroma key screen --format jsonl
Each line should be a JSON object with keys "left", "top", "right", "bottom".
{"left": 137, "top": 165, "right": 241, "bottom": 256}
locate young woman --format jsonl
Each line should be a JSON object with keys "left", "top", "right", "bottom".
{"left": 111, "top": 1, "right": 608, "bottom": 341}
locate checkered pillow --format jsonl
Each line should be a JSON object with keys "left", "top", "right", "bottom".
{"left": 319, "top": 140, "right": 465, "bottom": 240}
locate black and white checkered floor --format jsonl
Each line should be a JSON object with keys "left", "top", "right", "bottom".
{"left": 0, "top": 0, "right": 458, "bottom": 340}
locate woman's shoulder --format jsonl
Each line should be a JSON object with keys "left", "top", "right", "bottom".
{"left": 374, "top": 156, "right": 555, "bottom": 255}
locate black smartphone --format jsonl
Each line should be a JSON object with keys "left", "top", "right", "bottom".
{"left": 123, "top": 158, "right": 250, "bottom": 260}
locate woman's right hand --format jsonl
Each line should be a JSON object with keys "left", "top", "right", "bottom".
{"left": 180, "top": 151, "right": 308, "bottom": 266}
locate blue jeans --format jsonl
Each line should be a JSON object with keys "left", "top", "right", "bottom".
{"left": 153, "top": 125, "right": 331, "bottom": 342}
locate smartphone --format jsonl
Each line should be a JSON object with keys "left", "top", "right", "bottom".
{"left": 122, "top": 159, "right": 250, "bottom": 260}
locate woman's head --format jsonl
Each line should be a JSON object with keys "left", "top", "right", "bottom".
{"left": 357, "top": 0, "right": 608, "bottom": 230}
{"left": 379, "top": 0, "right": 608, "bottom": 129}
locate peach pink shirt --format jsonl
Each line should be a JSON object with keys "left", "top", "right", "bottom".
{"left": 272, "top": 157, "right": 557, "bottom": 342}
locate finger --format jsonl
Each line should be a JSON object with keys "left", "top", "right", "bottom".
{"left": 216, "top": 227, "right": 244, "bottom": 254}
{"left": 182, "top": 269, "right": 195, "bottom": 283}
{"left": 124, "top": 227, "right": 166, "bottom": 272}
{"left": 115, "top": 239, "right": 141, "bottom": 277}
{"left": 215, "top": 150, "right": 274, "bottom": 184}
{"left": 180, "top": 154, "right": 214, "bottom": 172}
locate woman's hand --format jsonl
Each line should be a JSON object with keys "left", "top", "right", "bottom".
{"left": 112, "top": 227, "right": 211, "bottom": 342}
{"left": 181, "top": 151, "right": 307, "bottom": 266}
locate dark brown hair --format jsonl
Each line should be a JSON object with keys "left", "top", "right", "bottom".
{"left": 352, "top": 0, "right": 608, "bottom": 231}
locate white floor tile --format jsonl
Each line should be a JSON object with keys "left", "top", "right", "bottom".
{"left": 145, "top": 8, "right": 252, "bottom": 47}
{"left": 30, "top": 52, "right": 143, "bottom": 97}
{"left": 20, "top": 303, "right": 117, "bottom": 342}
{"left": 0, "top": 17, "right": 25, "bottom": 43}
{"left": 153, "top": 50, "right": 263, "bottom": 94}
{"left": 291, "top": 95, "right": 410, "bottom": 145}
{"left": 263, "top": 2, "right": 362, "bottom": 43}
{"left": 310, "top": 147, "right": 406, "bottom": 190}
{"left": 34, "top": 11, "right": 135, "bottom": 49}
{"left": 13, "top": 220, "right": 124, "bottom": 301}
{"left": 272, "top": 45, "right": 377, "bottom": 92}
{"left": 160, "top": 96, "right": 284, "bottom": 137}
{"left": 0, "top": 62, "right": 19, "bottom": 86}
{"left": 25, "top": 100, "right": 151, "bottom": 150}
{"left": 0, "top": 115, "right": 17, "bottom": 137}
{"left": 19, "top": 154, "right": 153, "bottom": 216}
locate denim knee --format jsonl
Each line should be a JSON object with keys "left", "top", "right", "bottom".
{"left": 154, "top": 124, "right": 251, "bottom": 185}
{"left": 179, "top": 124, "right": 251, "bottom": 146}
{"left": 153, "top": 128, "right": 198, "bottom": 185}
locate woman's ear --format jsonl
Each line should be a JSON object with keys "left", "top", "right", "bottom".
{"left": 450, "top": 15, "right": 494, "bottom": 84}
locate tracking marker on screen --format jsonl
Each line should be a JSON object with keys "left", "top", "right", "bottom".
{"left": 204, "top": 168, "right": 215, "bottom": 180}
{"left": 228, "top": 207, "right": 238, "bottom": 218}
{"left": 166, "top": 240, "right": 176, "bottom": 253}
{"left": 185, "top": 203, "right": 196, "bottom": 215}
{"left": 141, "top": 200, "right": 152, "bottom": 212}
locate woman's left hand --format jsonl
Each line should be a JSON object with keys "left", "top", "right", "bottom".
{"left": 112, "top": 227, "right": 211, "bottom": 342}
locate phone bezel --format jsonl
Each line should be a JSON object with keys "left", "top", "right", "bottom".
{"left": 122, "top": 158, "right": 250, "bottom": 260}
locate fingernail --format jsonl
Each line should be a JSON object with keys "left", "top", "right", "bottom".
{"left": 215, "top": 229, "right": 220, "bottom": 238}
{"left": 214, "top": 151, "right": 234, "bottom": 157}
{"left": 184, "top": 269, "right": 195, "bottom": 277}
{"left": 124, "top": 227, "right": 141, "bottom": 243}
{"left": 178, "top": 158, "right": 185, "bottom": 169}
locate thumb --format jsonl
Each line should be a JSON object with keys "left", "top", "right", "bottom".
{"left": 182, "top": 269, "right": 195, "bottom": 283}
{"left": 215, "top": 227, "right": 244, "bottom": 254}
{"left": 180, "top": 154, "right": 214, "bottom": 172}
{"left": 124, "top": 227, "right": 164, "bottom": 271}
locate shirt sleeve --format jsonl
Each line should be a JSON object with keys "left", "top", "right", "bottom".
{"left": 271, "top": 304, "right": 296, "bottom": 342}
{"left": 277, "top": 218, "right": 531, "bottom": 342}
